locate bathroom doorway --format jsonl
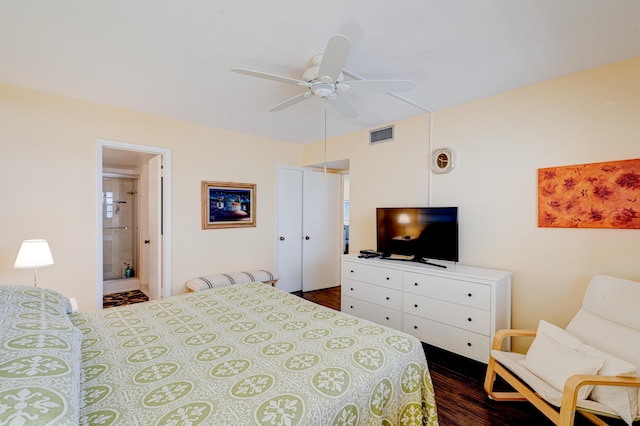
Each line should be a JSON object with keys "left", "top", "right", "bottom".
{"left": 96, "top": 139, "right": 172, "bottom": 309}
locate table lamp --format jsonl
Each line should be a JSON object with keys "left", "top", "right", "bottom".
{"left": 398, "top": 213, "right": 410, "bottom": 238}
{"left": 14, "top": 239, "right": 54, "bottom": 287}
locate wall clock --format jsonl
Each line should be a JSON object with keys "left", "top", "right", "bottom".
{"left": 432, "top": 148, "right": 454, "bottom": 174}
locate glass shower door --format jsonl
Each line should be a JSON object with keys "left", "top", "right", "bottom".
{"left": 102, "top": 177, "right": 138, "bottom": 281}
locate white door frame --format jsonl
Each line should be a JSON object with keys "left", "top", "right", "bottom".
{"left": 95, "top": 139, "right": 172, "bottom": 309}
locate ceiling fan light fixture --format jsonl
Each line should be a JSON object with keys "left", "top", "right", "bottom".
{"left": 303, "top": 55, "right": 345, "bottom": 84}
{"left": 311, "top": 84, "right": 335, "bottom": 99}
{"left": 232, "top": 34, "right": 414, "bottom": 118}
{"left": 302, "top": 65, "right": 320, "bottom": 82}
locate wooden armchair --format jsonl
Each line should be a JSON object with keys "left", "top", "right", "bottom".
{"left": 484, "top": 275, "right": 640, "bottom": 426}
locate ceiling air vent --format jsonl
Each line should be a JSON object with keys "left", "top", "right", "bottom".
{"left": 369, "top": 125, "right": 394, "bottom": 145}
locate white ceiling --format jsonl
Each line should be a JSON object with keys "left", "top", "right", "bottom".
{"left": 102, "top": 147, "right": 156, "bottom": 169}
{"left": 1, "top": 1, "right": 639, "bottom": 144}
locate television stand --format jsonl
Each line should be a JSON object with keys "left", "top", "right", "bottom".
{"left": 414, "top": 258, "right": 447, "bottom": 269}
{"left": 381, "top": 255, "right": 447, "bottom": 269}
{"left": 341, "top": 254, "right": 513, "bottom": 363}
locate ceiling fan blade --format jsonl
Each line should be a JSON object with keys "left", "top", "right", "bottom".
{"left": 329, "top": 94, "right": 358, "bottom": 118}
{"left": 317, "top": 35, "right": 351, "bottom": 81}
{"left": 340, "top": 79, "right": 415, "bottom": 94}
{"left": 269, "top": 92, "right": 311, "bottom": 112}
{"left": 232, "top": 68, "right": 308, "bottom": 86}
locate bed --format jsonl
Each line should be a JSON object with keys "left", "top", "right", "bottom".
{"left": 0, "top": 283, "right": 438, "bottom": 425}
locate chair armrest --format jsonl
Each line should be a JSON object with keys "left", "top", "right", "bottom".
{"left": 559, "top": 374, "right": 640, "bottom": 424}
{"left": 564, "top": 374, "right": 640, "bottom": 393}
{"left": 491, "top": 329, "right": 537, "bottom": 350}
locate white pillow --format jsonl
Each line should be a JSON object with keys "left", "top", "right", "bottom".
{"left": 579, "top": 344, "right": 638, "bottom": 425}
{"left": 536, "top": 319, "right": 583, "bottom": 349}
{"left": 524, "top": 321, "right": 604, "bottom": 400}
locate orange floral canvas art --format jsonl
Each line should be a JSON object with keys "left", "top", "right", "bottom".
{"left": 538, "top": 158, "right": 640, "bottom": 229}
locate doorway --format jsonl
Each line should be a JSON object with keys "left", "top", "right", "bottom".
{"left": 275, "top": 162, "right": 349, "bottom": 294}
{"left": 95, "top": 139, "right": 172, "bottom": 309}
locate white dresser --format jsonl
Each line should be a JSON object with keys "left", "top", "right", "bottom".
{"left": 341, "top": 254, "right": 512, "bottom": 363}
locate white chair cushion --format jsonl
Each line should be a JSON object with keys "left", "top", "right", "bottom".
{"left": 523, "top": 321, "right": 603, "bottom": 400}
{"left": 492, "top": 350, "right": 623, "bottom": 417}
{"left": 580, "top": 344, "right": 638, "bottom": 425}
{"left": 569, "top": 274, "right": 640, "bottom": 418}
{"left": 568, "top": 304, "right": 640, "bottom": 417}
{"left": 527, "top": 320, "right": 639, "bottom": 423}
{"left": 581, "top": 275, "right": 640, "bottom": 331}
{"left": 568, "top": 309, "right": 640, "bottom": 370}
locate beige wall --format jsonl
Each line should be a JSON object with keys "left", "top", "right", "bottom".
{"left": 304, "top": 114, "right": 432, "bottom": 255}
{"left": 2, "top": 55, "right": 639, "bottom": 352}
{"left": 308, "top": 57, "right": 640, "bottom": 352}
{"left": 0, "top": 84, "right": 302, "bottom": 312}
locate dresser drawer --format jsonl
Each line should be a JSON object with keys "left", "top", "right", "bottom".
{"left": 342, "top": 296, "right": 403, "bottom": 330}
{"left": 343, "top": 278, "right": 402, "bottom": 311}
{"left": 342, "top": 261, "right": 402, "bottom": 290}
{"left": 403, "top": 293, "right": 490, "bottom": 335}
{"left": 403, "top": 313, "right": 490, "bottom": 363}
{"left": 404, "top": 271, "right": 490, "bottom": 310}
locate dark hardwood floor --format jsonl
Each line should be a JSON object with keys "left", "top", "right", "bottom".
{"left": 294, "top": 286, "right": 627, "bottom": 426}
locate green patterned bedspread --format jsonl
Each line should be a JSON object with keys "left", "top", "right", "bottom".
{"left": 74, "top": 282, "right": 438, "bottom": 425}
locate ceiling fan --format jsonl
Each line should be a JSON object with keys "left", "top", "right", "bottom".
{"left": 232, "top": 35, "right": 415, "bottom": 118}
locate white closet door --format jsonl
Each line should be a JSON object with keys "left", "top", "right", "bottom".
{"left": 302, "top": 169, "right": 341, "bottom": 292}
{"left": 276, "top": 167, "right": 303, "bottom": 292}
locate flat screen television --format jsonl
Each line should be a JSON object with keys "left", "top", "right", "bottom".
{"left": 376, "top": 207, "right": 458, "bottom": 264}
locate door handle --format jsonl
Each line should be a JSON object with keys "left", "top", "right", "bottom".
{"left": 144, "top": 240, "right": 151, "bottom": 244}
{"left": 279, "top": 236, "right": 285, "bottom": 241}
{"left": 304, "top": 236, "right": 310, "bottom": 240}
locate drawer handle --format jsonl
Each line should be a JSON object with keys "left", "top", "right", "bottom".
{"left": 386, "top": 277, "right": 390, "bottom": 280}
{"left": 350, "top": 270, "right": 354, "bottom": 273}
{"left": 414, "top": 283, "right": 418, "bottom": 286}
{"left": 414, "top": 304, "right": 418, "bottom": 308}
{"left": 467, "top": 317, "right": 472, "bottom": 322}
{"left": 350, "top": 306, "right": 354, "bottom": 309}
{"left": 385, "top": 297, "right": 389, "bottom": 300}
{"left": 413, "top": 325, "right": 418, "bottom": 330}
{"left": 350, "top": 288, "right": 354, "bottom": 291}
{"left": 467, "top": 342, "right": 472, "bottom": 347}
{"left": 467, "top": 293, "right": 472, "bottom": 297}
{"left": 386, "top": 317, "right": 390, "bottom": 320}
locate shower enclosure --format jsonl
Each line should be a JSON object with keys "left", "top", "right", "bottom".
{"left": 102, "top": 176, "right": 139, "bottom": 287}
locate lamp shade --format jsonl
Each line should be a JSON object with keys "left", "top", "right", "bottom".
{"left": 398, "top": 213, "right": 410, "bottom": 225}
{"left": 14, "top": 239, "right": 54, "bottom": 269}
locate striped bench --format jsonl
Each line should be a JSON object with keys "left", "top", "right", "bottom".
{"left": 186, "top": 269, "right": 279, "bottom": 292}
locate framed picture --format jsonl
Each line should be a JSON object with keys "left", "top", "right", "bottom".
{"left": 538, "top": 158, "right": 640, "bottom": 229}
{"left": 201, "top": 181, "right": 256, "bottom": 229}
